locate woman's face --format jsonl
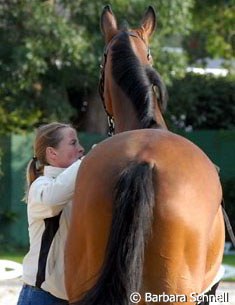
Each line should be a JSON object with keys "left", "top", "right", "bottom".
{"left": 53, "top": 127, "right": 84, "bottom": 168}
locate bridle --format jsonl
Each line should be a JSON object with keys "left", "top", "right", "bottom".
{"left": 99, "top": 31, "right": 151, "bottom": 136}
{"left": 99, "top": 44, "right": 114, "bottom": 136}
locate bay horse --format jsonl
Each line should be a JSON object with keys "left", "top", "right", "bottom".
{"left": 64, "top": 6, "right": 225, "bottom": 305}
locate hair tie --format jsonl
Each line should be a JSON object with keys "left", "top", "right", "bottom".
{"left": 32, "top": 156, "right": 41, "bottom": 171}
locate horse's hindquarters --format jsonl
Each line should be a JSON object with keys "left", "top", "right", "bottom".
{"left": 65, "top": 129, "right": 225, "bottom": 304}
{"left": 143, "top": 200, "right": 224, "bottom": 301}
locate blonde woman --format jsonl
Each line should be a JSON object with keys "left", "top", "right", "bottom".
{"left": 17, "top": 122, "right": 84, "bottom": 305}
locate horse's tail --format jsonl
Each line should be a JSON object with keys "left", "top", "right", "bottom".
{"left": 75, "top": 161, "right": 156, "bottom": 305}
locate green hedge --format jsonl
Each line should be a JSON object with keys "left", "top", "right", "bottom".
{"left": 166, "top": 73, "right": 235, "bottom": 130}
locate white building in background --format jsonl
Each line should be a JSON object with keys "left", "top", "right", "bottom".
{"left": 162, "top": 47, "right": 233, "bottom": 77}
{"left": 186, "top": 58, "right": 229, "bottom": 77}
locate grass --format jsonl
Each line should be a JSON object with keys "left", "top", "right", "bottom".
{"left": 222, "top": 254, "right": 235, "bottom": 281}
{"left": 223, "top": 254, "right": 235, "bottom": 266}
{"left": 0, "top": 249, "right": 26, "bottom": 263}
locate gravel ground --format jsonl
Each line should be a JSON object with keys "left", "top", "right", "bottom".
{"left": 0, "top": 277, "right": 234, "bottom": 305}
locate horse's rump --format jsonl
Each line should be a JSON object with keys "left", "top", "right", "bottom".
{"left": 65, "top": 129, "right": 224, "bottom": 304}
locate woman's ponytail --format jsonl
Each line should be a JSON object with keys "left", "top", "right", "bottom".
{"left": 26, "top": 157, "right": 44, "bottom": 187}
{"left": 24, "top": 157, "right": 44, "bottom": 202}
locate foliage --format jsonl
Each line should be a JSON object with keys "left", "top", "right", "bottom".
{"left": 71, "top": 0, "right": 194, "bottom": 83}
{"left": 223, "top": 254, "right": 235, "bottom": 267}
{"left": 166, "top": 73, "right": 235, "bottom": 130}
{"left": 183, "top": 0, "right": 235, "bottom": 65}
{"left": 0, "top": 248, "right": 27, "bottom": 259}
{"left": 1, "top": 0, "right": 233, "bottom": 133}
{"left": 0, "top": 0, "right": 194, "bottom": 133}
{"left": 0, "top": 0, "right": 87, "bottom": 133}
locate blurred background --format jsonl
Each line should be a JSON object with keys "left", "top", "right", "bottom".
{"left": 0, "top": 0, "right": 234, "bottom": 252}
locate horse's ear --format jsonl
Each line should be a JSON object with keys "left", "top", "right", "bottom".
{"left": 100, "top": 5, "right": 118, "bottom": 43}
{"left": 140, "top": 6, "right": 156, "bottom": 38}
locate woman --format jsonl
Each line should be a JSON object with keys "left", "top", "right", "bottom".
{"left": 17, "top": 122, "right": 85, "bottom": 305}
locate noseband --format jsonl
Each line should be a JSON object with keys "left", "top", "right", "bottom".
{"left": 99, "top": 31, "right": 151, "bottom": 136}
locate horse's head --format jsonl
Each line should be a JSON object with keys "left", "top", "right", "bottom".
{"left": 100, "top": 5, "right": 168, "bottom": 134}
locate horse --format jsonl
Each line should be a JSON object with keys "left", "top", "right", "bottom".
{"left": 64, "top": 6, "right": 225, "bottom": 305}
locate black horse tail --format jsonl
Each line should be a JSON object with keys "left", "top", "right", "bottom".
{"left": 74, "top": 161, "right": 156, "bottom": 305}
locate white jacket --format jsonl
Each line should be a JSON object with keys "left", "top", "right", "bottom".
{"left": 22, "top": 159, "right": 82, "bottom": 300}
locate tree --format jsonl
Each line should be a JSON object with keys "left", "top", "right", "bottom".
{"left": 166, "top": 73, "right": 235, "bottom": 130}
{"left": 0, "top": 0, "right": 194, "bottom": 134}
{"left": 0, "top": 0, "right": 87, "bottom": 133}
{"left": 183, "top": 0, "right": 235, "bottom": 66}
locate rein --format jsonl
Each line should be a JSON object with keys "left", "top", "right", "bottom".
{"left": 99, "top": 31, "right": 151, "bottom": 136}
{"left": 222, "top": 201, "right": 235, "bottom": 248}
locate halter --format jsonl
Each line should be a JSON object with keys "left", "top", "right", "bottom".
{"left": 99, "top": 31, "right": 151, "bottom": 136}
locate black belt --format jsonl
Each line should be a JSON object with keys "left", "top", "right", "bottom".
{"left": 23, "top": 283, "right": 43, "bottom": 291}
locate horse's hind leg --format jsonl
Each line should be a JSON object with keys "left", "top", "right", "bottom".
{"left": 196, "top": 282, "right": 220, "bottom": 305}
{"left": 142, "top": 203, "right": 223, "bottom": 303}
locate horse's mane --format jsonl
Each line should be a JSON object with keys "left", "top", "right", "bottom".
{"left": 111, "top": 31, "right": 168, "bottom": 128}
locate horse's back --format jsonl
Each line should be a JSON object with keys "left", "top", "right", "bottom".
{"left": 65, "top": 129, "right": 224, "bottom": 303}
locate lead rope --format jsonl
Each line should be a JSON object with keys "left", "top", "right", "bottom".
{"left": 222, "top": 200, "right": 235, "bottom": 248}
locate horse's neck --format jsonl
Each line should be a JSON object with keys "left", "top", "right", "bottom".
{"left": 112, "top": 91, "right": 167, "bottom": 133}
{"left": 113, "top": 100, "right": 141, "bottom": 133}
{"left": 113, "top": 105, "right": 167, "bottom": 133}
{"left": 114, "top": 120, "right": 140, "bottom": 133}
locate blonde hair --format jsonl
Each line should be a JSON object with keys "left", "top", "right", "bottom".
{"left": 25, "top": 122, "right": 74, "bottom": 197}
